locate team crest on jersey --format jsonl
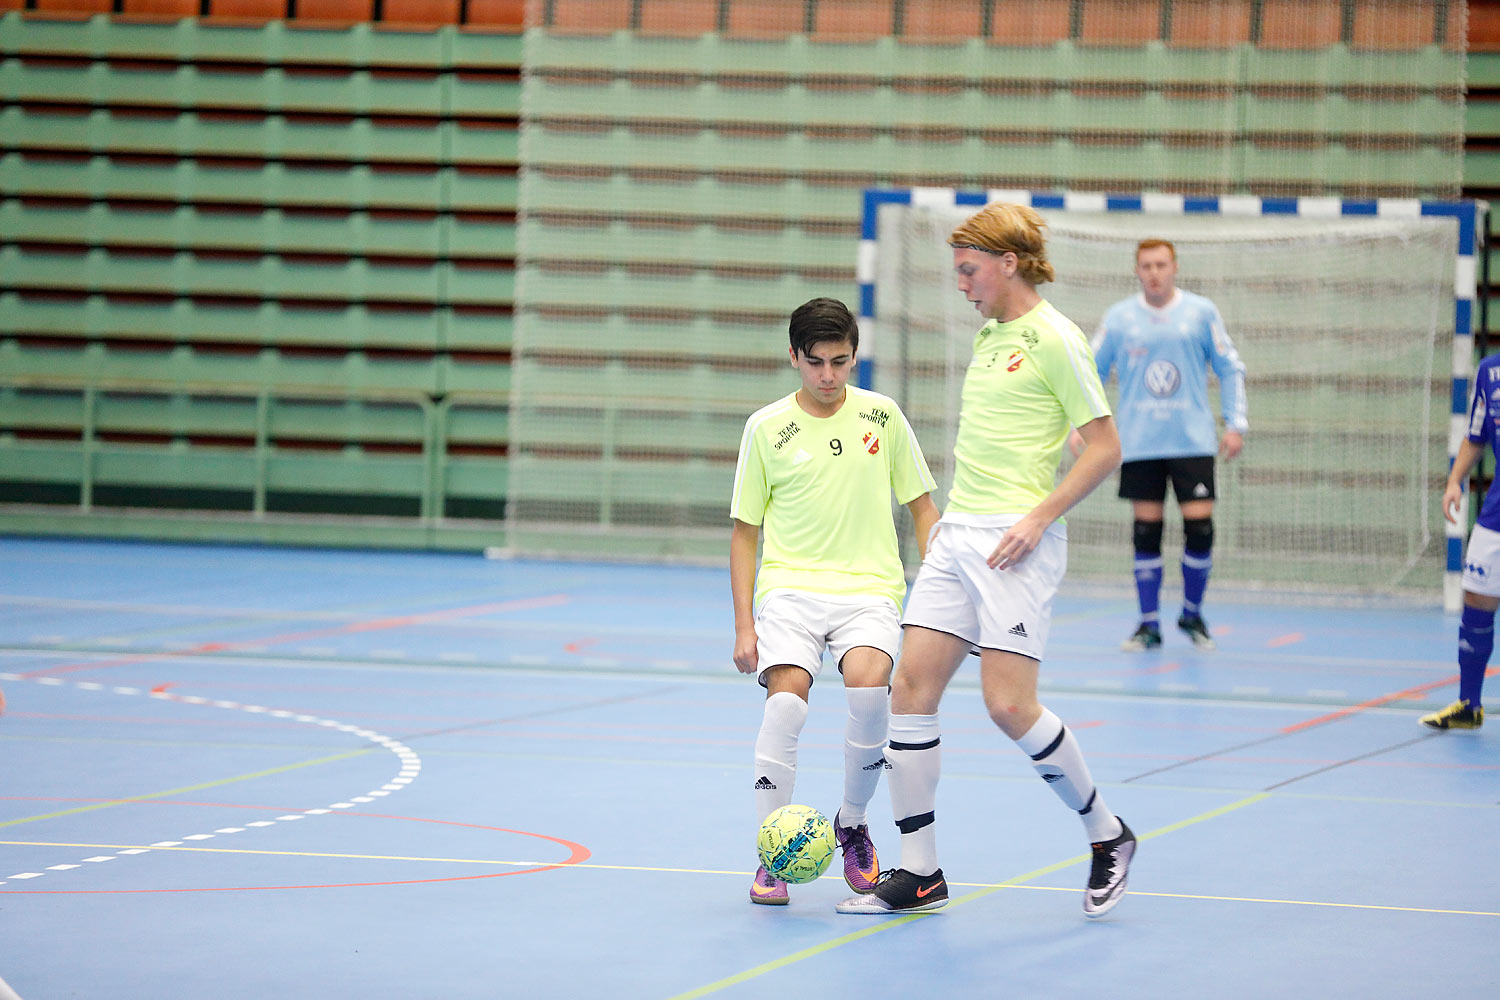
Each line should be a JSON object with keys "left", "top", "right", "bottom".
{"left": 1144, "top": 360, "right": 1181, "bottom": 397}
{"left": 862, "top": 431, "right": 880, "bottom": 455}
{"left": 1006, "top": 350, "right": 1025, "bottom": 372}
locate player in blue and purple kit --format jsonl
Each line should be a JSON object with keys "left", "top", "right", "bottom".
{"left": 1424, "top": 354, "right": 1500, "bottom": 730}
{"left": 1087, "top": 239, "right": 1247, "bottom": 651}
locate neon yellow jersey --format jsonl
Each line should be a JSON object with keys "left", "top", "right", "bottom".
{"left": 947, "top": 300, "right": 1112, "bottom": 517}
{"left": 731, "top": 386, "right": 936, "bottom": 607}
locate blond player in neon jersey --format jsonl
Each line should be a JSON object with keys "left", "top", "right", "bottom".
{"left": 837, "top": 203, "right": 1136, "bottom": 918}
{"left": 731, "top": 297, "right": 939, "bottom": 905}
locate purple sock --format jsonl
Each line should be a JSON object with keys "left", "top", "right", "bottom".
{"left": 1181, "top": 549, "right": 1211, "bottom": 618}
{"left": 1134, "top": 553, "right": 1162, "bottom": 625}
{"left": 1458, "top": 605, "right": 1494, "bottom": 708}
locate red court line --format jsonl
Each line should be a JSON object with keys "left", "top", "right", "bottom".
{"left": 1282, "top": 664, "right": 1500, "bottom": 735}
{"left": 0, "top": 807, "right": 592, "bottom": 895}
{"left": 1267, "top": 632, "right": 1305, "bottom": 648}
{"left": 3, "top": 869, "right": 564, "bottom": 895}
{"left": 20, "top": 594, "right": 571, "bottom": 680}
{"left": 18, "top": 650, "right": 161, "bottom": 682}
{"left": 0, "top": 711, "right": 345, "bottom": 730}
{"left": 1280, "top": 671, "right": 1464, "bottom": 734}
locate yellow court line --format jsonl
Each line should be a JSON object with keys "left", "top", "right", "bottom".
{"left": 0, "top": 749, "right": 374, "bottom": 829}
{"left": 665, "top": 914, "right": 931, "bottom": 1000}
{"left": 1068, "top": 888, "right": 1498, "bottom": 918}
{"left": 663, "top": 791, "right": 1271, "bottom": 1000}
{"left": 1135, "top": 791, "right": 1270, "bottom": 839}
{"left": 6, "top": 835, "right": 1496, "bottom": 920}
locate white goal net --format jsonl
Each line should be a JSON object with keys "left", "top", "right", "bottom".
{"left": 872, "top": 198, "right": 1460, "bottom": 600}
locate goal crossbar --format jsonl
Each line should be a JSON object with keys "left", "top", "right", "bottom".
{"left": 858, "top": 188, "right": 1484, "bottom": 611}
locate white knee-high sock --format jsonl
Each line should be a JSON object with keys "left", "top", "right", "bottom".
{"left": 1016, "top": 708, "right": 1122, "bottom": 843}
{"left": 839, "top": 686, "right": 890, "bottom": 827}
{"left": 754, "top": 691, "right": 808, "bottom": 823}
{"left": 886, "top": 713, "right": 941, "bottom": 876}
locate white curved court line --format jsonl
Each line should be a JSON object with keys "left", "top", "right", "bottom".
{"left": 0, "top": 671, "right": 421, "bottom": 888}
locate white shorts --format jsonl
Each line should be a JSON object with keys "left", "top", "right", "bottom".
{"left": 754, "top": 590, "right": 902, "bottom": 687}
{"left": 901, "top": 520, "right": 1066, "bottom": 660}
{"left": 1463, "top": 523, "right": 1500, "bottom": 596}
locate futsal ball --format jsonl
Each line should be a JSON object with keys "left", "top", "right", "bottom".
{"left": 756, "top": 804, "right": 836, "bottom": 884}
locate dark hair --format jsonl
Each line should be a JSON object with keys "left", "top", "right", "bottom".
{"left": 788, "top": 297, "right": 858, "bottom": 358}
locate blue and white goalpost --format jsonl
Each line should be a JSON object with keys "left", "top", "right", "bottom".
{"left": 858, "top": 188, "right": 1483, "bottom": 609}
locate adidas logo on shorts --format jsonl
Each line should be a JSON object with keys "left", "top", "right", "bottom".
{"left": 1008, "top": 622, "right": 1029, "bottom": 638}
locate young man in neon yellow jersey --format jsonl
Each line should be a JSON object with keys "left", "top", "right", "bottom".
{"left": 731, "top": 297, "right": 939, "bottom": 905}
{"left": 837, "top": 203, "right": 1136, "bottom": 918}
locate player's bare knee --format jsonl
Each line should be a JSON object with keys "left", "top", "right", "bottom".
{"left": 763, "top": 664, "right": 812, "bottom": 700}
{"left": 839, "top": 646, "right": 893, "bottom": 689}
{"left": 889, "top": 669, "right": 940, "bottom": 715}
{"left": 984, "top": 695, "right": 1041, "bottom": 738}
{"left": 1465, "top": 590, "right": 1500, "bottom": 613}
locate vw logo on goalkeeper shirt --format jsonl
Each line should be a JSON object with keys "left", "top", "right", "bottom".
{"left": 1144, "top": 360, "right": 1182, "bottom": 398}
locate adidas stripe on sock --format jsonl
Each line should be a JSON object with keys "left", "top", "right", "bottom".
{"left": 1016, "top": 708, "right": 1121, "bottom": 843}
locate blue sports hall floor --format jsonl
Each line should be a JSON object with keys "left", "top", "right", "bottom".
{"left": 0, "top": 537, "right": 1495, "bottom": 999}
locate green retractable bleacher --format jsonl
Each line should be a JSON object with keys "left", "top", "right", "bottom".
{"left": 0, "top": 12, "right": 518, "bottom": 548}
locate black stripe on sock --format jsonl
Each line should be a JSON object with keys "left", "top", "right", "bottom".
{"left": 889, "top": 737, "right": 940, "bottom": 752}
{"left": 896, "top": 811, "right": 935, "bottom": 834}
{"left": 1077, "top": 788, "right": 1098, "bottom": 815}
{"left": 1028, "top": 725, "right": 1066, "bottom": 761}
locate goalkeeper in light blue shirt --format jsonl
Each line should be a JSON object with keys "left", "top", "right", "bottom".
{"left": 1083, "top": 239, "right": 1247, "bottom": 652}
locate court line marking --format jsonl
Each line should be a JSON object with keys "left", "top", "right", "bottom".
{"left": 1059, "top": 887, "right": 1497, "bottom": 918}
{"left": 663, "top": 792, "right": 1271, "bottom": 1000}
{"left": 1, "top": 644, "right": 1470, "bottom": 707}
{"left": 0, "top": 841, "right": 588, "bottom": 867}
{"left": 1264, "top": 734, "right": 1434, "bottom": 791}
{"left": 16, "top": 594, "right": 571, "bottom": 679}
{"left": 3, "top": 837, "right": 1491, "bottom": 918}
{"left": 0, "top": 749, "right": 373, "bottom": 829}
{"left": 9, "top": 670, "right": 1457, "bottom": 727}
{"left": 0, "top": 673, "right": 421, "bottom": 889}
{"left": 1281, "top": 672, "right": 1480, "bottom": 734}
{"left": 1120, "top": 668, "right": 1495, "bottom": 784}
